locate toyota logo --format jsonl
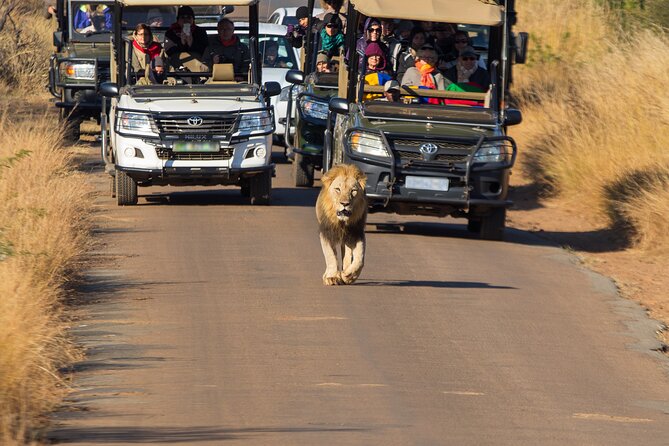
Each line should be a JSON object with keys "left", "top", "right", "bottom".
{"left": 419, "top": 143, "right": 439, "bottom": 155}
{"left": 187, "top": 116, "right": 204, "bottom": 127}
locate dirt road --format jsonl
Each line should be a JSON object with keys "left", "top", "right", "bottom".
{"left": 51, "top": 148, "right": 669, "bottom": 445}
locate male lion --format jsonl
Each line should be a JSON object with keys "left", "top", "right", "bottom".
{"left": 316, "top": 164, "right": 368, "bottom": 286}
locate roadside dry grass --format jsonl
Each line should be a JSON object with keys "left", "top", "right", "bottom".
{"left": 0, "top": 6, "right": 92, "bottom": 445}
{"left": 510, "top": 0, "right": 669, "bottom": 341}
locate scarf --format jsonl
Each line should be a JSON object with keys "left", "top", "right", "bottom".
{"left": 457, "top": 60, "right": 478, "bottom": 83}
{"left": 220, "top": 35, "right": 238, "bottom": 47}
{"left": 132, "top": 40, "right": 161, "bottom": 60}
{"left": 415, "top": 59, "right": 437, "bottom": 89}
{"left": 320, "top": 29, "right": 345, "bottom": 53}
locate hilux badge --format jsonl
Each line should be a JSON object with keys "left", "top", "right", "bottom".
{"left": 187, "top": 116, "right": 204, "bottom": 126}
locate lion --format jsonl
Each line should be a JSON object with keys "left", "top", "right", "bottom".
{"left": 316, "top": 164, "right": 368, "bottom": 286}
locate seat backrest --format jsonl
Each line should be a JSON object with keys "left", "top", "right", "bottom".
{"left": 210, "top": 63, "right": 235, "bottom": 83}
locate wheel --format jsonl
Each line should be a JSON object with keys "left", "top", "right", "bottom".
{"left": 116, "top": 170, "right": 138, "bottom": 206}
{"left": 249, "top": 171, "right": 271, "bottom": 205}
{"left": 478, "top": 208, "right": 506, "bottom": 241}
{"left": 240, "top": 179, "right": 250, "bottom": 197}
{"left": 293, "top": 152, "right": 314, "bottom": 187}
{"left": 110, "top": 175, "right": 116, "bottom": 198}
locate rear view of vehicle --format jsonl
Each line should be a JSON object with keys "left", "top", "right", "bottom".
{"left": 324, "top": 0, "right": 528, "bottom": 240}
{"left": 100, "top": 0, "right": 281, "bottom": 206}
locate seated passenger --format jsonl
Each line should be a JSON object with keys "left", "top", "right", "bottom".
{"left": 396, "top": 30, "right": 427, "bottom": 82}
{"left": 131, "top": 24, "right": 162, "bottom": 74}
{"left": 263, "top": 41, "right": 287, "bottom": 68}
{"left": 382, "top": 80, "right": 401, "bottom": 102}
{"left": 148, "top": 57, "right": 166, "bottom": 84}
{"left": 442, "top": 31, "right": 485, "bottom": 70}
{"left": 444, "top": 46, "right": 490, "bottom": 91}
{"left": 363, "top": 43, "right": 392, "bottom": 100}
{"left": 356, "top": 18, "right": 389, "bottom": 69}
{"left": 402, "top": 46, "right": 450, "bottom": 90}
{"left": 74, "top": 4, "right": 112, "bottom": 33}
{"left": 319, "top": 13, "right": 345, "bottom": 58}
{"left": 146, "top": 8, "right": 167, "bottom": 28}
{"left": 204, "top": 18, "right": 250, "bottom": 82}
{"left": 316, "top": 52, "right": 330, "bottom": 73}
{"left": 164, "top": 6, "right": 209, "bottom": 61}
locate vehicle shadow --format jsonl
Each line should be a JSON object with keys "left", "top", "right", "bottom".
{"left": 140, "top": 187, "right": 318, "bottom": 207}
{"left": 50, "top": 425, "right": 371, "bottom": 444}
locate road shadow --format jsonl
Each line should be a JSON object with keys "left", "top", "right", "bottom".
{"left": 356, "top": 279, "right": 517, "bottom": 289}
{"left": 139, "top": 187, "right": 318, "bottom": 208}
{"left": 50, "top": 425, "right": 371, "bottom": 444}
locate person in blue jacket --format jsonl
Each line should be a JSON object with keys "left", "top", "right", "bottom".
{"left": 74, "top": 4, "right": 112, "bottom": 33}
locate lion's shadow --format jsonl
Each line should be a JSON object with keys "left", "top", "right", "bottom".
{"left": 355, "top": 280, "right": 516, "bottom": 289}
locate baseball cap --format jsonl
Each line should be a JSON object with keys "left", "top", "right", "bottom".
{"left": 384, "top": 80, "right": 400, "bottom": 92}
{"left": 459, "top": 46, "right": 478, "bottom": 58}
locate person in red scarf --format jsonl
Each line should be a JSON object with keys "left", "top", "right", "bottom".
{"left": 401, "top": 46, "right": 450, "bottom": 103}
{"left": 131, "top": 24, "right": 162, "bottom": 76}
{"left": 164, "top": 6, "right": 209, "bottom": 61}
{"left": 204, "top": 18, "right": 250, "bottom": 82}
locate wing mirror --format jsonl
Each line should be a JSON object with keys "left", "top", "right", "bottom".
{"left": 53, "top": 31, "right": 63, "bottom": 50}
{"left": 99, "top": 82, "right": 119, "bottom": 98}
{"left": 329, "top": 97, "right": 349, "bottom": 115}
{"left": 504, "top": 109, "right": 522, "bottom": 126}
{"left": 514, "top": 32, "right": 529, "bottom": 64}
{"left": 285, "top": 69, "right": 304, "bottom": 85}
{"left": 263, "top": 81, "right": 282, "bottom": 98}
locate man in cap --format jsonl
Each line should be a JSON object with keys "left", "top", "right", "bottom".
{"left": 285, "top": 6, "right": 310, "bottom": 48}
{"left": 316, "top": 52, "right": 330, "bottom": 73}
{"left": 444, "top": 45, "right": 490, "bottom": 90}
{"left": 164, "top": 6, "right": 209, "bottom": 61}
{"left": 204, "top": 18, "right": 251, "bottom": 81}
{"left": 383, "top": 79, "right": 401, "bottom": 102}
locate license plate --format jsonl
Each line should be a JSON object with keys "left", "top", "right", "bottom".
{"left": 405, "top": 176, "right": 450, "bottom": 191}
{"left": 172, "top": 141, "right": 219, "bottom": 152}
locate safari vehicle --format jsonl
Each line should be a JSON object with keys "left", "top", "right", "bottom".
{"left": 99, "top": 0, "right": 281, "bottom": 206}
{"left": 48, "top": 0, "right": 115, "bottom": 141}
{"left": 310, "top": 0, "right": 528, "bottom": 240}
{"left": 282, "top": 0, "right": 340, "bottom": 187}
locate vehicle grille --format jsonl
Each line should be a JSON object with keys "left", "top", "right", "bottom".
{"left": 392, "top": 139, "right": 473, "bottom": 164}
{"left": 156, "top": 147, "right": 234, "bottom": 160}
{"left": 155, "top": 116, "right": 237, "bottom": 135}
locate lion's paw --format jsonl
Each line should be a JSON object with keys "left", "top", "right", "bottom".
{"left": 323, "top": 274, "right": 344, "bottom": 286}
{"left": 340, "top": 271, "right": 360, "bottom": 285}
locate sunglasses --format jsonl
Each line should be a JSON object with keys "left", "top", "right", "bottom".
{"left": 369, "top": 27, "right": 381, "bottom": 33}
{"left": 461, "top": 56, "right": 477, "bottom": 61}
{"left": 326, "top": 23, "right": 339, "bottom": 28}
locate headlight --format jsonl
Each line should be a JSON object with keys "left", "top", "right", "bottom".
{"left": 347, "top": 131, "right": 390, "bottom": 158}
{"left": 119, "top": 112, "right": 156, "bottom": 134}
{"left": 61, "top": 62, "right": 96, "bottom": 80}
{"left": 475, "top": 144, "right": 506, "bottom": 163}
{"left": 279, "top": 84, "right": 304, "bottom": 101}
{"left": 300, "top": 97, "right": 328, "bottom": 120}
{"left": 237, "top": 112, "right": 273, "bottom": 135}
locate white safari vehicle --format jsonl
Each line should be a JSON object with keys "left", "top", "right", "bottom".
{"left": 100, "top": 0, "right": 281, "bottom": 205}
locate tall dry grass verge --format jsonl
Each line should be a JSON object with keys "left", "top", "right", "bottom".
{"left": 512, "top": 0, "right": 669, "bottom": 251}
{"left": 0, "top": 5, "right": 55, "bottom": 97}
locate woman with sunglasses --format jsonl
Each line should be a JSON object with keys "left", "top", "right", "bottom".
{"left": 319, "top": 13, "right": 345, "bottom": 58}
{"left": 444, "top": 46, "right": 490, "bottom": 91}
{"left": 356, "top": 18, "right": 390, "bottom": 71}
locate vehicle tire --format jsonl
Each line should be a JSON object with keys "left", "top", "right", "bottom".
{"left": 293, "top": 152, "right": 314, "bottom": 187}
{"left": 116, "top": 170, "right": 138, "bottom": 206}
{"left": 110, "top": 175, "right": 116, "bottom": 198}
{"left": 479, "top": 208, "right": 506, "bottom": 241}
{"left": 240, "top": 179, "right": 250, "bottom": 197}
{"left": 250, "top": 171, "right": 271, "bottom": 205}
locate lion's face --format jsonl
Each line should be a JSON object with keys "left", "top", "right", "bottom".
{"left": 329, "top": 175, "right": 363, "bottom": 222}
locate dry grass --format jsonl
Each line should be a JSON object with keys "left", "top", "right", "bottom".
{"left": 513, "top": 0, "right": 669, "bottom": 251}
{"left": 0, "top": 6, "right": 92, "bottom": 445}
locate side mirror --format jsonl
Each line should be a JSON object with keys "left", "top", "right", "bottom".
{"left": 514, "top": 32, "right": 529, "bottom": 64}
{"left": 329, "top": 97, "right": 349, "bottom": 115}
{"left": 100, "top": 82, "right": 119, "bottom": 98}
{"left": 53, "top": 31, "right": 63, "bottom": 50}
{"left": 285, "top": 69, "right": 304, "bottom": 85}
{"left": 222, "top": 5, "right": 234, "bottom": 15}
{"left": 504, "top": 109, "right": 522, "bottom": 126}
{"left": 263, "top": 81, "right": 282, "bottom": 98}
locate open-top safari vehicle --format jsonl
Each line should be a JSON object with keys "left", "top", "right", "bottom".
{"left": 289, "top": 0, "right": 528, "bottom": 240}
{"left": 99, "top": 0, "right": 281, "bottom": 205}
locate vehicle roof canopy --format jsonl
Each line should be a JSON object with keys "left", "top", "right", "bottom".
{"left": 349, "top": 0, "right": 504, "bottom": 26}
{"left": 118, "top": 0, "right": 257, "bottom": 6}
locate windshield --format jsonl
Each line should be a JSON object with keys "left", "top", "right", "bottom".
{"left": 238, "top": 34, "right": 298, "bottom": 69}
{"left": 69, "top": 1, "right": 114, "bottom": 41}
{"left": 122, "top": 6, "right": 177, "bottom": 29}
